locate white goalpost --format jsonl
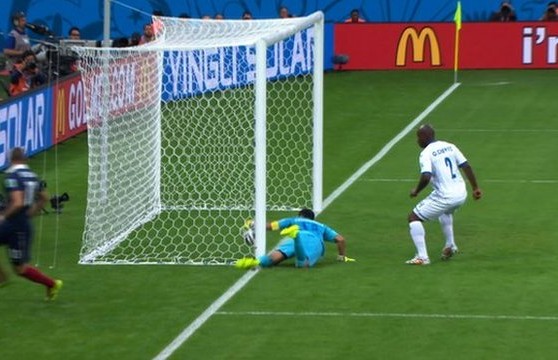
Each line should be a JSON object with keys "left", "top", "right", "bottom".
{"left": 76, "top": 12, "right": 324, "bottom": 264}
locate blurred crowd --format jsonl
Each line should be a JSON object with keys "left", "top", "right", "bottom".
{"left": 490, "top": 1, "right": 558, "bottom": 22}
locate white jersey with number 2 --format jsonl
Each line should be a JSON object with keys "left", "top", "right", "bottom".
{"left": 419, "top": 140, "right": 467, "bottom": 199}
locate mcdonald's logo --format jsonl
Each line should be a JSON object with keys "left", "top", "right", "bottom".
{"left": 396, "top": 27, "right": 441, "bottom": 67}
{"left": 56, "top": 88, "right": 66, "bottom": 138}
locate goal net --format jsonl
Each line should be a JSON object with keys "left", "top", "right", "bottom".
{"left": 77, "top": 12, "right": 324, "bottom": 264}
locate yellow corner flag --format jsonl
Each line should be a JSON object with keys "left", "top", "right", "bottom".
{"left": 453, "top": 1, "right": 462, "bottom": 83}
{"left": 454, "top": 1, "right": 462, "bottom": 31}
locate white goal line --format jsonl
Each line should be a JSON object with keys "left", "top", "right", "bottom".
{"left": 216, "top": 310, "right": 558, "bottom": 322}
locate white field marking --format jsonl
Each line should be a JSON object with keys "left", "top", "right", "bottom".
{"left": 152, "top": 83, "right": 461, "bottom": 360}
{"left": 437, "top": 128, "right": 558, "bottom": 133}
{"left": 469, "top": 81, "right": 512, "bottom": 86}
{"left": 359, "top": 178, "right": 558, "bottom": 184}
{"left": 153, "top": 270, "right": 260, "bottom": 360}
{"left": 216, "top": 310, "right": 558, "bottom": 322}
{"left": 323, "top": 82, "right": 461, "bottom": 209}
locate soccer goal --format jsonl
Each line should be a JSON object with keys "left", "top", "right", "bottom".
{"left": 77, "top": 12, "right": 324, "bottom": 264}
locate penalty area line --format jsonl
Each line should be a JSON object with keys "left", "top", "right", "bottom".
{"left": 152, "top": 82, "right": 461, "bottom": 360}
{"left": 216, "top": 310, "right": 558, "bottom": 322}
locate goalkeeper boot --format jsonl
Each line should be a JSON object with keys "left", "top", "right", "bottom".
{"left": 405, "top": 256, "right": 430, "bottom": 265}
{"left": 46, "top": 279, "right": 63, "bottom": 301}
{"left": 441, "top": 246, "right": 458, "bottom": 261}
{"left": 234, "top": 257, "right": 260, "bottom": 270}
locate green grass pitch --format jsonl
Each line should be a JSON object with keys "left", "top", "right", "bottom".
{"left": 1, "top": 69, "right": 558, "bottom": 359}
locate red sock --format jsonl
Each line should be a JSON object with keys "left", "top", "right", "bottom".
{"left": 19, "top": 265, "right": 55, "bottom": 288}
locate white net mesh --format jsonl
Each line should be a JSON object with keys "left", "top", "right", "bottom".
{"left": 149, "top": 16, "right": 308, "bottom": 49}
{"left": 78, "top": 14, "right": 321, "bottom": 264}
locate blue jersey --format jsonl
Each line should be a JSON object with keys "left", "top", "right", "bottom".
{"left": 270, "top": 217, "right": 339, "bottom": 267}
{"left": 4, "top": 164, "right": 41, "bottom": 222}
{"left": 274, "top": 217, "right": 339, "bottom": 243}
{"left": 0, "top": 164, "right": 40, "bottom": 265}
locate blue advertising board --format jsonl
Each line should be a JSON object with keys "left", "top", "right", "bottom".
{"left": 0, "top": 87, "right": 53, "bottom": 168}
{"left": 162, "top": 28, "right": 315, "bottom": 101}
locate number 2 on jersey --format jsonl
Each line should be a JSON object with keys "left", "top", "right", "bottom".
{"left": 444, "top": 157, "right": 457, "bottom": 179}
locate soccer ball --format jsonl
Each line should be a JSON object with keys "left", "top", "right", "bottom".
{"left": 243, "top": 228, "right": 255, "bottom": 247}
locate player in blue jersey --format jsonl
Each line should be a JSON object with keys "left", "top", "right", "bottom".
{"left": 0, "top": 147, "right": 62, "bottom": 300}
{"left": 235, "top": 208, "right": 355, "bottom": 269}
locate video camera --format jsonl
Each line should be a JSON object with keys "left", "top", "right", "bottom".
{"left": 50, "top": 193, "right": 70, "bottom": 214}
{"left": 39, "top": 181, "right": 70, "bottom": 214}
{"left": 25, "top": 23, "right": 54, "bottom": 37}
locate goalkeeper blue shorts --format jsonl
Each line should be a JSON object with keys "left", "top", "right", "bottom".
{"left": 293, "top": 232, "right": 324, "bottom": 268}
{"left": 276, "top": 238, "right": 296, "bottom": 258}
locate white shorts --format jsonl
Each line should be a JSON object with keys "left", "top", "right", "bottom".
{"left": 413, "top": 193, "right": 466, "bottom": 221}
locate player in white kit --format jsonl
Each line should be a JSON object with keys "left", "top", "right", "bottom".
{"left": 406, "top": 124, "right": 482, "bottom": 265}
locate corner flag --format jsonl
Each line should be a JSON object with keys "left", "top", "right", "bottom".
{"left": 454, "top": 1, "right": 462, "bottom": 31}
{"left": 453, "top": 1, "right": 462, "bottom": 83}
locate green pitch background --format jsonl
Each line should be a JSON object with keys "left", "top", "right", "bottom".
{"left": 2, "top": 70, "right": 558, "bottom": 359}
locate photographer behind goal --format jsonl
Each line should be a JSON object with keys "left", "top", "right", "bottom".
{"left": 9, "top": 50, "right": 47, "bottom": 97}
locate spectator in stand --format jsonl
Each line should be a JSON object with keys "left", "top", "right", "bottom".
{"left": 279, "top": 6, "right": 290, "bottom": 18}
{"left": 113, "top": 37, "right": 130, "bottom": 48}
{"left": 179, "top": 13, "right": 191, "bottom": 19}
{"left": 215, "top": 13, "right": 224, "bottom": 20}
{"left": 540, "top": 2, "right": 558, "bottom": 20}
{"left": 489, "top": 1, "right": 517, "bottom": 21}
{"left": 30, "top": 65, "right": 46, "bottom": 88}
{"left": 130, "top": 32, "right": 141, "bottom": 46}
{"left": 68, "top": 26, "right": 81, "bottom": 40}
{"left": 138, "top": 23, "right": 155, "bottom": 44}
{"left": 201, "top": 15, "right": 211, "bottom": 20}
{"left": 345, "top": 9, "right": 366, "bottom": 23}
{"left": 9, "top": 53, "right": 31, "bottom": 97}
{"left": 4, "top": 12, "right": 32, "bottom": 71}
{"left": 242, "top": 11, "right": 253, "bottom": 20}
{"left": 9, "top": 51, "right": 45, "bottom": 97}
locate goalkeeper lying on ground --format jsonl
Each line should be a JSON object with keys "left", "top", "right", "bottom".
{"left": 235, "top": 208, "right": 355, "bottom": 269}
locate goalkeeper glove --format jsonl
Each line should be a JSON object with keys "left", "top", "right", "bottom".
{"left": 337, "top": 255, "right": 356, "bottom": 262}
{"left": 243, "top": 219, "right": 255, "bottom": 230}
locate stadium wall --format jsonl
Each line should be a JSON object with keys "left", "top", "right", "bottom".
{"left": 1, "top": 1, "right": 555, "bottom": 43}
{"left": 335, "top": 22, "right": 558, "bottom": 70}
